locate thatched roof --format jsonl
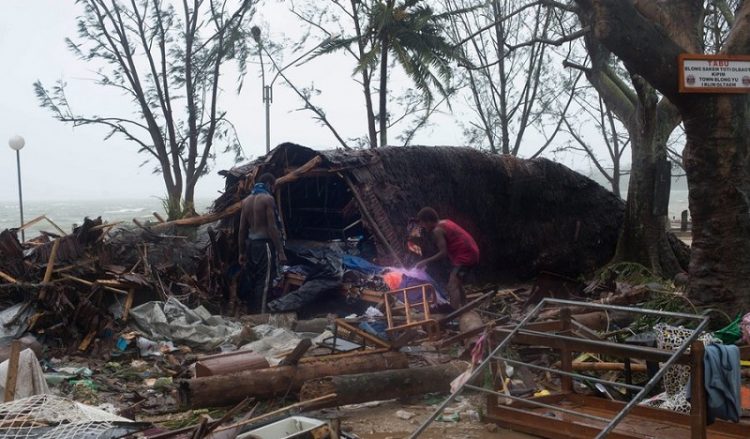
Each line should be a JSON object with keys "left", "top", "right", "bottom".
{"left": 216, "top": 143, "right": 624, "bottom": 279}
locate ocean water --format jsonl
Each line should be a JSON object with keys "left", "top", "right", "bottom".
{"left": 0, "top": 191, "right": 691, "bottom": 239}
{"left": 0, "top": 198, "right": 213, "bottom": 237}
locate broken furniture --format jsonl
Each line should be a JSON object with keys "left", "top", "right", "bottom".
{"left": 384, "top": 284, "right": 440, "bottom": 340}
{"left": 412, "top": 298, "right": 747, "bottom": 439}
{"left": 329, "top": 318, "right": 391, "bottom": 352}
{"left": 280, "top": 272, "right": 307, "bottom": 296}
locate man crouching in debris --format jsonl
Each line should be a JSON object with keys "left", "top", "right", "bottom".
{"left": 414, "top": 207, "right": 479, "bottom": 310}
{"left": 238, "top": 173, "right": 288, "bottom": 313}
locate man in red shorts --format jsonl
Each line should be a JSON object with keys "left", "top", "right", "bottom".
{"left": 414, "top": 207, "right": 479, "bottom": 310}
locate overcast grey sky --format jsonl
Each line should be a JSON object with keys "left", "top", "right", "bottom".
{"left": 1, "top": 0, "right": 598, "bottom": 203}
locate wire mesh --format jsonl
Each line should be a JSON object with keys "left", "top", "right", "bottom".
{"left": 0, "top": 394, "right": 143, "bottom": 439}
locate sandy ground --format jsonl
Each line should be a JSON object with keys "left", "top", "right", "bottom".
{"left": 325, "top": 396, "right": 538, "bottom": 439}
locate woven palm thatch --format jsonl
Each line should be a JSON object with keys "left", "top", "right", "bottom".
{"left": 215, "top": 143, "right": 624, "bottom": 279}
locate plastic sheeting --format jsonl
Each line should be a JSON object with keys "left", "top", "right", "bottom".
{"left": 129, "top": 297, "right": 242, "bottom": 350}
{"left": 0, "top": 349, "right": 49, "bottom": 400}
{"left": 266, "top": 278, "right": 342, "bottom": 313}
{"left": 240, "top": 325, "right": 333, "bottom": 366}
{"left": 0, "top": 304, "right": 33, "bottom": 339}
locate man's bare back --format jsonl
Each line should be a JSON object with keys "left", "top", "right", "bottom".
{"left": 238, "top": 182, "right": 286, "bottom": 265}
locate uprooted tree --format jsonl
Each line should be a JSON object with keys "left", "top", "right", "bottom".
{"left": 34, "top": 0, "right": 257, "bottom": 219}
{"left": 575, "top": 0, "right": 750, "bottom": 313}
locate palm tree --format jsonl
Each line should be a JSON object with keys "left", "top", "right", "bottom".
{"left": 320, "top": 0, "right": 462, "bottom": 147}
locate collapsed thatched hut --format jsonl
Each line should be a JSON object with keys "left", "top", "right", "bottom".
{"left": 212, "top": 143, "right": 624, "bottom": 281}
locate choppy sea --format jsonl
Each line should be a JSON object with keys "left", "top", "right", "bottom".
{"left": 0, "top": 198, "right": 213, "bottom": 237}
{"left": 0, "top": 190, "right": 690, "bottom": 239}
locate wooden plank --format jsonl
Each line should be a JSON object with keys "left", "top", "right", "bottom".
{"left": 123, "top": 288, "right": 135, "bottom": 322}
{"left": 340, "top": 173, "right": 403, "bottom": 266}
{"left": 60, "top": 274, "right": 128, "bottom": 295}
{"left": 78, "top": 330, "right": 97, "bottom": 352}
{"left": 335, "top": 319, "right": 391, "bottom": 349}
{"left": 559, "top": 308, "right": 573, "bottom": 393}
{"left": 0, "top": 270, "right": 17, "bottom": 284}
{"left": 3, "top": 341, "right": 21, "bottom": 402}
{"left": 278, "top": 338, "right": 313, "bottom": 366}
{"left": 690, "top": 341, "right": 707, "bottom": 439}
{"left": 42, "top": 239, "right": 60, "bottom": 283}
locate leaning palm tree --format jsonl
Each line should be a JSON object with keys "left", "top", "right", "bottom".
{"left": 320, "top": 0, "right": 463, "bottom": 147}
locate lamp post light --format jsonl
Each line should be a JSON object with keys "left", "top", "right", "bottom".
{"left": 8, "top": 135, "right": 25, "bottom": 242}
{"left": 251, "top": 26, "right": 271, "bottom": 155}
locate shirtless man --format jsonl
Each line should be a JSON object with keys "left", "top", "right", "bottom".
{"left": 238, "top": 173, "right": 287, "bottom": 313}
{"left": 414, "top": 207, "right": 479, "bottom": 310}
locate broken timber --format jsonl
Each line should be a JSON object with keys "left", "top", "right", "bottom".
{"left": 178, "top": 350, "right": 408, "bottom": 408}
{"left": 299, "top": 361, "right": 468, "bottom": 408}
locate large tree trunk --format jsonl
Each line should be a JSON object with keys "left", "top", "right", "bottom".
{"left": 576, "top": 0, "right": 750, "bottom": 314}
{"left": 178, "top": 350, "right": 408, "bottom": 408}
{"left": 682, "top": 95, "right": 750, "bottom": 313}
{"left": 612, "top": 77, "right": 684, "bottom": 278}
{"left": 299, "top": 362, "right": 468, "bottom": 407}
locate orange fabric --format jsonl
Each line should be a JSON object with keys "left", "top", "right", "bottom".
{"left": 383, "top": 271, "right": 403, "bottom": 291}
{"left": 741, "top": 386, "right": 750, "bottom": 410}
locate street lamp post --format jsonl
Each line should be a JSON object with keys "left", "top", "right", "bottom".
{"left": 251, "top": 26, "right": 272, "bottom": 154}
{"left": 8, "top": 135, "right": 25, "bottom": 242}
{"left": 251, "top": 26, "right": 329, "bottom": 155}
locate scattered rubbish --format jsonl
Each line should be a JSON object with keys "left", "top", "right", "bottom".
{"left": 395, "top": 410, "right": 415, "bottom": 420}
{"left": 436, "top": 412, "right": 460, "bottom": 423}
{"left": 130, "top": 298, "right": 242, "bottom": 350}
{"left": 238, "top": 416, "right": 327, "bottom": 439}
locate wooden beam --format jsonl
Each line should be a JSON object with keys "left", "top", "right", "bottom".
{"left": 3, "top": 341, "right": 21, "bottom": 402}
{"left": 150, "top": 156, "right": 325, "bottom": 231}
{"left": 60, "top": 274, "right": 128, "bottom": 295}
{"left": 690, "top": 341, "right": 707, "bottom": 439}
{"left": 278, "top": 338, "right": 313, "bottom": 366}
{"left": 335, "top": 318, "right": 391, "bottom": 349}
{"left": 78, "top": 330, "right": 97, "bottom": 352}
{"left": 123, "top": 288, "right": 135, "bottom": 322}
{"left": 340, "top": 173, "right": 402, "bottom": 266}
{"left": 0, "top": 271, "right": 17, "bottom": 284}
{"left": 42, "top": 239, "right": 60, "bottom": 283}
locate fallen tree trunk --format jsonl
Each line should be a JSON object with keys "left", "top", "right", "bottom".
{"left": 299, "top": 361, "right": 468, "bottom": 407}
{"left": 178, "top": 350, "right": 408, "bottom": 408}
{"left": 194, "top": 351, "right": 270, "bottom": 378}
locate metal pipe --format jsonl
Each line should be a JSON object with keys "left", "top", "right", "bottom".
{"left": 493, "top": 356, "right": 643, "bottom": 391}
{"left": 264, "top": 85, "right": 271, "bottom": 154}
{"left": 15, "top": 150, "right": 24, "bottom": 243}
{"left": 515, "top": 328, "right": 689, "bottom": 362}
{"left": 409, "top": 300, "right": 547, "bottom": 438}
{"left": 463, "top": 384, "right": 612, "bottom": 423}
{"left": 543, "top": 298, "right": 705, "bottom": 320}
{"left": 595, "top": 318, "right": 709, "bottom": 438}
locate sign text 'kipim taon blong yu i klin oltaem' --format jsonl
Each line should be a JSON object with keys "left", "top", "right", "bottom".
{"left": 679, "top": 54, "right": 750, "bottom": 93}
